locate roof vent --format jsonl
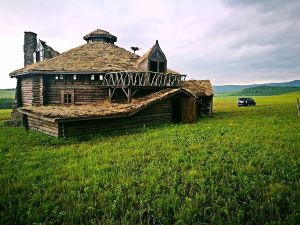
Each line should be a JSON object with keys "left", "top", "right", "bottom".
{"left": 83, "top": 29, "right": 117, "bottom": 44}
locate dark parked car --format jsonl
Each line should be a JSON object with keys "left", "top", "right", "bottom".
{"left": 237, "top": 97, "right": 256, "bottom": 107}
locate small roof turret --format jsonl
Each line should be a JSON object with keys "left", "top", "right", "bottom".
{"left": 83, "top": 29, "right": 117, "bottom": 44}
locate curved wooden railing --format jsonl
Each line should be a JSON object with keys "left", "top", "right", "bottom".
{"left": 102, "top": 71, "right": 186, "bottom": 87}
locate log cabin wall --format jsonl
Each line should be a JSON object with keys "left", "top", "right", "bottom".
{"left": 46, "top": 75, "right": 108, "bottom": 104}
{"left": 26, "top": 115, "right": 60, "bottom": 137}
{"left": 21, "top": 75, "right": 42, "bottom": 106}
{"left": 60, "top": 99, "right": 172, "bottom": 137}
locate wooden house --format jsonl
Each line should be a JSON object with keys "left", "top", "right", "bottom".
{"left": 9, "top": 29, "right": 214, "bottom": 137}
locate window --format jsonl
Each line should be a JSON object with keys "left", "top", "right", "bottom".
{"left": 99, "top": 75, "right": 104, "bottom": 81}
{"left": 61, "top": 90, "right": 74, "bottom": 105}
{"left": 159, "top": 62, "right": 165, "bottom": 73}
{"left": 36, "top": 51, "right": 41, "bottom": 62}
{"left": 64, "top": 93, "right": 72, "bottom": 104}
{"left": 150, "top": 60, "right": 158, "bottom": 72}
{"left": 91, "top": 75, "right": 95, "bottom": 80}
{"left": 55, "top": 75, "right": 59, "bottom": 80}
{"left": 73, "top": 75, "right": 77, "bottom": 80}
{"left": 59, "top": 75, "right": 64, "bottom": 80}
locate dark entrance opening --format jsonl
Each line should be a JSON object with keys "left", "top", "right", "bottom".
{"left": 172, "top": 98, "right": 182, "bottom": 123}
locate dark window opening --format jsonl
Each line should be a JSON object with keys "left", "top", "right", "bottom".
{"left": 36, "top": 51, "right": 40, "bottom": 62}
{"left": 172, "top": 98, "right": 182, "bottom": 123}
{"left": 159, "top": 62, "right": 165, "bottom": 73}
{"left": 150, "top": 60, "right": 158, "bottom": 72}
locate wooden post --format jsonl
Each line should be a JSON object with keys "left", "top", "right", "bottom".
{"left": 128, "top": 88, "right": 132, "bottom": 103}
{"left": 108, "top": 88, "right": 112, "bottom": 103}
{"left": 297, "top": 98, "right": 300, "bottom": 118}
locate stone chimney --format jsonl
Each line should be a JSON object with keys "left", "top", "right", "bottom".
{"left": 24, "top": 31, "right": 37, "bottom": 66}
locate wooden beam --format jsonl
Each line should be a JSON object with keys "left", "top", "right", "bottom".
{"left": 121, "top": 87, "right": 128, "bottom": 98}
{"left": 128, "top": 88, "right": 132, "bottom": 103}
{"left": 108, "top": 88, "right": 116, "bottom": 103}
{"left": 132, "top": 89, "right": 139, "bottom": 98}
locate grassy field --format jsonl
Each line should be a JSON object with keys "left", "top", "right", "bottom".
{"left": 0, "top": 92, "right": 299, "bottom": 224}
{"left": 0, "top": 89, "right": 15, "bottom": 98}
{"left": 0, "top": 89, "right": 15, "bottom": 109}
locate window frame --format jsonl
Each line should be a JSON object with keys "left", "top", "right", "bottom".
{"left": 61, "top": 90, "right": 74, "bottom": 105}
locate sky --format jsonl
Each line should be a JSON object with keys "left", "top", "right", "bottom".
{"left": 0, "top": 0, "right": 299, "bottom": 88}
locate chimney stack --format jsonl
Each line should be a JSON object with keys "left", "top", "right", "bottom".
{"left": 24, "top": 31, "right": 37, "bottom": 66}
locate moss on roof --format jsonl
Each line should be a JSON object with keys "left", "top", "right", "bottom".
{"left": 11, "top": 42, "right": 141, "bottom": 76}
{"left": 183, "top": 80, "right": 214, "bottom": 96}
{"left": 83, "top": 29, "right": 117, "bottom": 41}
{"left": 10, "top": 41, "right": 181, "bottom": 76}
{"left": 19, "top": 88, "right": 194, "bottom": 120}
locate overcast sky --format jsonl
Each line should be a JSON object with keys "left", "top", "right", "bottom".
{"left": 0, "top": 0, "right": 299, "bottom": 88}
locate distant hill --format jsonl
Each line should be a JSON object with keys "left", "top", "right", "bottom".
{"left": 213, "top": 80, "right": 300, "bottom": 93}
{"left": 231, "top": 86, "right": 300, "bottom": 96}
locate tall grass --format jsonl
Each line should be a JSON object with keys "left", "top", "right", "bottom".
{"left": 0, "top": 92, "right": 299, "bottom": 224}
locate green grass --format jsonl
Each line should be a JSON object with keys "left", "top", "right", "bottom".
{"left": 0, "top": 109, "right": 11, "bottom": 121}
{"left": 0, "top": 92, "right": 299, "bottom": 224}
{"left": 0, "top": 89, "right": 15, "bottom": 98}
{"left": 0, "top": 89, "right": 15, "bottom": 109}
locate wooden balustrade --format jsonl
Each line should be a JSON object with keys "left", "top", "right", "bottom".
{"left": 102, "top": 71, "right": 186, "bottom": 87}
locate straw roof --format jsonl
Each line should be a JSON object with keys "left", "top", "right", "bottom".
{"left": 83, "top": 29, "right": 117, "bottom": 41}
{"left": 183, "top": 80, "right": 214, "bottom": 96}
{"left": 137, "top": 48, "right": 152, "bottom": 65}
{"left": 10, "top": 42, "right": 141, "bottom": 76}
{"left": 19, "top": 88, "right": 194, "bottom": 121}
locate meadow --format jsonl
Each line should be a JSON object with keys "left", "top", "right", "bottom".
{"left": 0, "top": 89, "right": 15, "bottom": 109}
{"left": 0, "top": 92, "right": 299, "bottom": 224}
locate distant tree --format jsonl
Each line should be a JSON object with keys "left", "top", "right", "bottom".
{"left": 131, "top": 47, "right": 140, "bottom": 54}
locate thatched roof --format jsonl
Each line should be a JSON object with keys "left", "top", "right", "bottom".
{"left": 10, "top": 42, "right": 141, "bottom": 76}
{"left": 83, "top": 29, "right": 117, "bottom": 42}
{"left": 183, "top": 80, "right": 214, "bottom": 96}
{"left": 137, "top": 48, "right": 152, "bottom": 66}
{"left": 19, "top": 88, "right": 195, "bottom": 121}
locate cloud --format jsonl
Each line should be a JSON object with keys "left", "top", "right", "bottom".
{"left": 0, "top": 0, "right": 299, "bottom": 88}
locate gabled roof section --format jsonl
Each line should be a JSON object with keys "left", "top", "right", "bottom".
{"left": 83, "top": 29, "right": 117, "bottom": 41}
{"left": 137, "top": 40, "right": 167, "bottom": 66}
{"left": 18, "top": 88, "right": 196, "bottom": 121}
{"left": 10, "top": 42, "right": 141, "bottom": 76}
{"left": 183, "top": 80, "right": 214, "bottom": 97}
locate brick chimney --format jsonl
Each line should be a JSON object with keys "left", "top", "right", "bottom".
{"left": 24, "top": 31, "right": 37, "bottom": 66}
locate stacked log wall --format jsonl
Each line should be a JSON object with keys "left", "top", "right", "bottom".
{"left": 20, "top": 75, "right": 42, "bottom": 106}
{"left": 46, "top": 76, "right": 108, "bottom": 104}
{"left": 61, "top": 99, "right": 172, "bottom": 136}
{"left": 26, "top": 116, "right": 59, "bottom": 137}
